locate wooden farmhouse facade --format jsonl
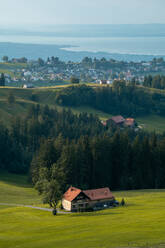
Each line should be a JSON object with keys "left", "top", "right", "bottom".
{"left": 62, "top": 187, "right": 115, "bottom": 212}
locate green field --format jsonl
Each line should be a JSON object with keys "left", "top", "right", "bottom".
{"left": 0, "top": 62, "right": 27, "bottom": 70}
{"left": 0, "top": 171, "right": 42, "bottom": 205}
{"left": 137, "top": 115, "right": 165, "bottom": 133}
{"left": 0, "top": 86, "right": 165, "bottom": 133}
{"left": 0, "top": 172, "right": 165, "bottom": 248}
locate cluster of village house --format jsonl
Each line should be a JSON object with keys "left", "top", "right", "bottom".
{"left": 4, "top": 57, "right": 165, "bottom": 86}
{"left": 62, "top": 186, "right": 116, "bottom": 212}
{"left": 5, "top": 67, "right": 143, "bottom": 85}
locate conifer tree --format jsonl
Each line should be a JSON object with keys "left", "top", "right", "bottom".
{"left": 0, "top": 73, "right": 5, "bottom": 86}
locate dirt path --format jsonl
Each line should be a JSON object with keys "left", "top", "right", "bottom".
{"left": 0, "top": 203, "right": 70, "bottom": 214}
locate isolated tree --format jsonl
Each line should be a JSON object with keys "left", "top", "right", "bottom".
{"left": 35, "top": 162, "right": 65, "bottom": 214}
{"left": 47, "top": 57, "right": 50, "bottom": 63}
{"left": 70, "top": 76, "right": 80, "bottom": 84}
{"left": 38, "top": 58, "right": 45, "bottom": 66}
{"left": 19, "top": 57, "right": 28, "bottom": 63}
{"left": 42, "top": 179, "right": 62, "bottom": 211}
{"left": 2, "top": 56, "right": 9, "bottom": 63}
{"left": 0, "top": 73, "right": 5, "bottom": 86}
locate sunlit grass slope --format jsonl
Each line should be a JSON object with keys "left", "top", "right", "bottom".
{"left": 0, "top": 172, "right": 165, "bottom": 248}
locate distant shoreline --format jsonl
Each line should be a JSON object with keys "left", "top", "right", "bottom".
{"left": 0, "top": 41, "right": 164, "bottom": 62}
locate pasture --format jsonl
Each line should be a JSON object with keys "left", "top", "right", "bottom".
{"left": 0, "top": 172, "right": 165, "bottom": 248}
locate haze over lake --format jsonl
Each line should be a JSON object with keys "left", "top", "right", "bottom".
{"left": 1, "top": 24, "right": 165, "bottom": 61}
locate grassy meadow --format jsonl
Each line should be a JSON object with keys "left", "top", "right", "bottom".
{"left": 136, "top": 115, "right": 165, "bottom": 134}
{"left": 0, "top": 172, "right": 165, "bottom": 248}
{"left": 0, "top": 171, "right": 42, "bottom": 205}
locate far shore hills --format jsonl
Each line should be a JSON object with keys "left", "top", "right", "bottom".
{"left": 0, "top": 42, "right": 165, "bottom": 62}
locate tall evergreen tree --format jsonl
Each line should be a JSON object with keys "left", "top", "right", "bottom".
{"left": 0, "top": 73, "right": 5, "bottom": 86}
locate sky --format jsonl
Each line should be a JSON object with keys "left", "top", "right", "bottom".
{"left": 0, "top": 0, "right": 165, "bottom": 28}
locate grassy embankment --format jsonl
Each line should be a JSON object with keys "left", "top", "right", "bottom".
{"left": 0, "top": 172, "right": 165, "bottom": 248}
{"left": 0, "top": 86, "right": 165, "bottom": 132}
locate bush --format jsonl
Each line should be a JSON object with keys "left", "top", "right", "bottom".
{"left": 60, "top": 203, "right": 63, "bottom": 210}
{"left": 121, "top": 198, "right": 125, "bottom": 206}
{"left": 52, "top": 209, "right": 57, "bottom": 215}
{"left": 70, "top": 77, "right": 80, "bottom": 84}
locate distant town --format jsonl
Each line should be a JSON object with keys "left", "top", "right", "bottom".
{"left": 1, "top": 56, "right": 165, "bottom": 87}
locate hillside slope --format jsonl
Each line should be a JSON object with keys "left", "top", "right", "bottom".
{"left": 0, "top": 86, "right": 165, "bottom": 133}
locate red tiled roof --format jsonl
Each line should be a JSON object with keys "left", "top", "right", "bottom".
{"left": 83, "top": 187, "right": 114, "bottom": 201}
{"left": 125, "top": 118, "right": 135, "bottom": 126}
{"left": 63, "top": 187, "right": 114, "bottom": 202}
{"left": 111, "top": 115, "right": 125, "bottom": 124}
{"left": 63, "top": 187, "right": 81, "bottom": 202}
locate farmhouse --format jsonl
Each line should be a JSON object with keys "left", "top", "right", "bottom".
{"left": 107, "top": 115, "right": 125, "bottom": 127}
{"left": 105, "top": 116, "right": 137, "bottom": 129}
{"left": 100, "top": 80, "right": 107, "bottom": 85}
{"left": 23, "top": 84, "right": 34, "bottom": 89}
{"left": 62, "top": 187, "right": 115, "bottom": 212}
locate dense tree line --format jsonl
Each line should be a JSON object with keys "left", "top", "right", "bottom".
{"left": 0, "top": 123, "right": 27, "bottom": 173}
{"left": 55, "top": 82, "right": 165, "bottom": 116}
{"left": 0, "top": 105, "right": 104, "bottom": 173}
{"left": 81, "top": 57, "right": 127, "bottom": 70}
{"left": 31, "top": 130, "right": 165, "bottom": 193}
{"left": 143, "top": 75, "right": 165, "bottom": 89}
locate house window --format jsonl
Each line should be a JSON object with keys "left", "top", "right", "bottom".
{"left": 72, "top": 205, "right": 76, "bottom": 209}
{"left": 79, "top": 204, "right": 84, "bottom": 208}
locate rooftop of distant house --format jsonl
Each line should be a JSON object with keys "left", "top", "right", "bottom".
{"left": 111, "top": 115, "right": 125, "bottom": 124}
{"left": 125, "top": 118, "right": 135, "bottom": 127}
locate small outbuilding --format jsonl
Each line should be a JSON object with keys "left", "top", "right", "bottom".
{"left": 124, "top": 118, "right": 136, "bottom": 128}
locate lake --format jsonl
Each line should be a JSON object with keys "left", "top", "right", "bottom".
{"left": 0, "top": 24, "right": 165, "bottom": 61}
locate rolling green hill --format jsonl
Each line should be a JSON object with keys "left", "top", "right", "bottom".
{"left": 1, "top": 172, "right": 165, "bottom": 248}
{"left": 0, "top": 86, "right": 165, "bottom": 133}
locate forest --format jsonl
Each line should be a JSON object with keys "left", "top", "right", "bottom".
{"left": 55, "top": 82, "right": 165, "bottom": 116}
{"left": 1, "top": 103, "right": 165, "bottom": 196}
{"left": 143, "top": 75, "right": 165, "bottom": 89}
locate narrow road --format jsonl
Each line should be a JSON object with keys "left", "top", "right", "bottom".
{"left": 0, "top": 203, "right": 70, "bottom": 214}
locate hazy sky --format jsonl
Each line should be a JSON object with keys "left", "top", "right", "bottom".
{"left": 0, "top": 0, "right": 165, "bottom": 28}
